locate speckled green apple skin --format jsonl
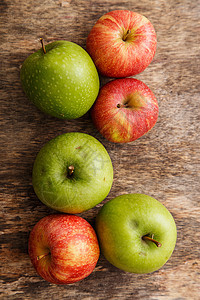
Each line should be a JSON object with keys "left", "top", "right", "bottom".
{"left": 20, "top": 41, "right": 99, "bottom": 119}
{"left": 32, "top": 132, "right": 113, "bottom": 213}
{"left": 96, "top": 194, "right": 177, "bottom": 274}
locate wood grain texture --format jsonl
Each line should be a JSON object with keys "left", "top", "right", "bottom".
{"left": 0, "top": 0, "right": 200, "bottom": 299}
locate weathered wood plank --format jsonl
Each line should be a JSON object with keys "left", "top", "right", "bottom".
{"left": 0, "top": 0, "right": 199, "bottom": 299}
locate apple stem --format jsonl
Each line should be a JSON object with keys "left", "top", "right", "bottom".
{"left": 40, "top": 38, "right": 46, "bottom": 54}
{"left": 68, "top": 165, "right": 75, "bottom": 177}
{"left": 37, "top": 252, "right": 50, "bottom": 260}
{"left": 142, "top": 235, "right": 162, "bottom": 247}
{"left": 117, "top": 103, "right": 128, "bottom": 108}
{"left": 123, "top": 29, "right": 131, "bottom": 41}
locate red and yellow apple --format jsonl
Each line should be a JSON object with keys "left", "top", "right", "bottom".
{"left": 28, "top": 214, "right": 100, "bottom": 284}
{"left": 91, "top": 78, "right": 159, "bottom": 143}
{"left": 86, "top": 10, "right": 157, "bottom": 78}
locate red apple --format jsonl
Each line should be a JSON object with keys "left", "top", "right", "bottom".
{"left": 86, "top": 10, "right": 157, "bottom": 78}
{"left": 28, "top": 214, "right": 100, "bottom": 284}
{"left": 91, "top": 78, "right": 159, "bottom": 143}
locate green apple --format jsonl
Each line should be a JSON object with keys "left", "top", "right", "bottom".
{"left": 96, "top": 193, "right": 177, "bottom": 273}
{"left": 20, "top": 39, "right": 99, "bottom": 119}
{"left": 32, "top": 132, "right": 113, "bottom": 213}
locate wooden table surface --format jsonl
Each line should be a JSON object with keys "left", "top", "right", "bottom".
{"left": 1, "top": 0, "right": 199, "bottom": 299}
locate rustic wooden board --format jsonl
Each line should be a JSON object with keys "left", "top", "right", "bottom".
{"left": 0, "top": 0, "right": 200, "bottom": 299}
